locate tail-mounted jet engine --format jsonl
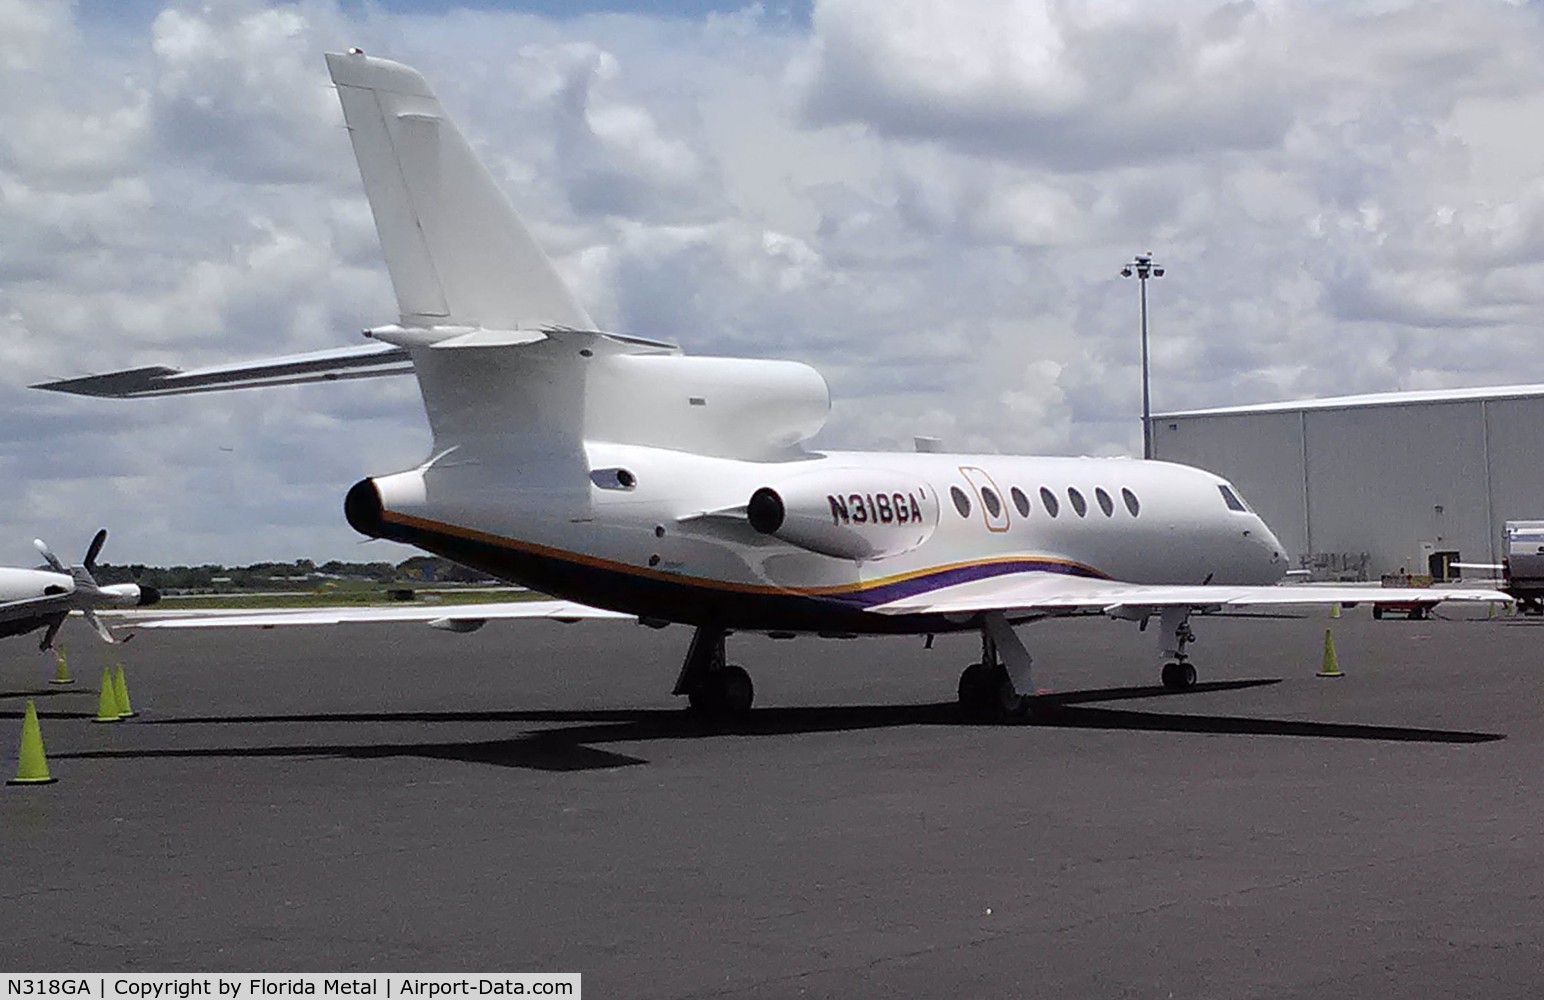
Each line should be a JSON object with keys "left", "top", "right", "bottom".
{"left": 747, "top": 470, "right": 939, "bottom": 561}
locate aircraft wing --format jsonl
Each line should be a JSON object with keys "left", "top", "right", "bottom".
{"left": 866, "top": 573, "right": 1512, "bottom": 616}
{"left": 117, "top": 600, "right": 630, "bottom": 630}
{"left": 0, "top": 593, "right": 74, "bottom": 623}
{"left": 30, "top": 343, "right": 412, "bottom": 398}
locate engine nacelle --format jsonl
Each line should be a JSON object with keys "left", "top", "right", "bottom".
{"left": 747, "top": 469, "right": 939, "bottom": 561}
{"left": 586, "top": 355, "right": 830, "bottom": 461}
{"left": 97, "top": 582, "right": 160, "bottom": 607}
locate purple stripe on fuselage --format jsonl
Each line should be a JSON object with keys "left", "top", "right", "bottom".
{"left": 823, "top": 557, "right": 1109, "bottom": 609}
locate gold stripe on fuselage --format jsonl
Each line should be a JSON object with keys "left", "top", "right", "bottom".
{"left": 380, "top": 510, "right": 1107, "bottom": 599}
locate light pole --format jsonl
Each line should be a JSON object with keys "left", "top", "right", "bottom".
{"left": 1121, "top": 253, "right": 1164, "bottom": 460}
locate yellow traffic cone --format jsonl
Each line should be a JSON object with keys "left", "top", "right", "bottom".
{"left": 1329, "top": 602, "right": 1342, "bottom": 619}
{"left": 1317, "top": 628, "right": 1343, "bottom": 678}
{"left": 112, "top": 664, "right": 136, "bottom": 719}
{"left": 92, "top": 667, "right": 121, "bottom": 723}
{"left": 9, "top": 699, "right": 57, "bottom": 785}
{"left": 49, "top": 645, "right": 73, "bottom": 686}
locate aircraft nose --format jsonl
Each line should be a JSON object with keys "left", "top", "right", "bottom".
{"left": 1255, "top": 520, "right": 1288, "bottom": 576}
{"left": 137, "top": 585, "right": 161, "bottom": 607}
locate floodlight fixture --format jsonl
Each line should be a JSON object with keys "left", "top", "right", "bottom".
{"left": 1120, "top": 253, "right": 1165, "bottom": 460}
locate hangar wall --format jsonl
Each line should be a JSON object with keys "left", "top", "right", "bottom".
{"left": 1152, "top": 390, "right": 1544, "bottom": 579}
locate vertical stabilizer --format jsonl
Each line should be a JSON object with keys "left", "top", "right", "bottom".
{"left": 326, "top": 51, "right": 593, "bottom": 331}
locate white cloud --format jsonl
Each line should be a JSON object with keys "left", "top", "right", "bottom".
{"left": 2, "top": 0, "right": 1544, "bottom": 566}
{"left": 149, "top": 0, "right": 346, "bottom": 184}
{"left": 798, "top": 0, "right": 1297, "bottom": 171}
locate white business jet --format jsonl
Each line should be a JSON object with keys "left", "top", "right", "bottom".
{"left": 33, "top": 52, "right": 1504, "bottom": 718}
{"left": 0, "top": 531, "right": 160, "bottom": 650}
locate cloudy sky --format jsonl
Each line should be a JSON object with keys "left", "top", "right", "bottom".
{"left": 3, "top": 0, "right": 1543, "bottom": 566}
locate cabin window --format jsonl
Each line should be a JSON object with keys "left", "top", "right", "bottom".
{"left": 1039, "top": 487, "right": 1060, "bottom": 517}
{"left": 1095, "top": 487, "right": 1114, "bottom": 517}
{"left": 1218, "top": 484, "right": 1248, "bottom": 513}
{"left": 1122, "top": 487, "right": 1140, "bottom": 517}
{"left": 980, "top": 486, "right": 1003, "bottom": 519}
{"left": 1010, "top": 486, "right": 1031, "bottom": 518}
{"left": 950, "top": 485, "right": 972, "bottom": 518}
{"left": 1068, "top": 487, "right": 1088, "bottom": 517}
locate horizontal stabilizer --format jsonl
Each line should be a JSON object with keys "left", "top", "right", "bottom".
{"left": 31, "top": 343, "right": 412, "bottom": 398}
{"left": 433, "top": 328, "right": 549, "bottom": 349}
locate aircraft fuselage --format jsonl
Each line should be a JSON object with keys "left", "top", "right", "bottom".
{"left": 349, "top": 447, "right": 1287, "bottom": 633}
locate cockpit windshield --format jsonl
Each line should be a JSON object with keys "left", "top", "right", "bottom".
{"left": 1218, "top": 484, "right": 1250, "bottom": 513}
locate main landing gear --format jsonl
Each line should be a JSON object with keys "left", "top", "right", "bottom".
{"left": 1157, "top": 607, "right": 1198, "bottom": 691}
{"left": 674, "top": 625, "right": 754, "bottom": 716}
{"left": 957, "top": 613, "right": 1035, "bottom": 722}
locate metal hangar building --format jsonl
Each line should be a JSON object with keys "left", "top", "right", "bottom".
{"left": 1151, "top": 384, "right": 1544, "bottom": 580}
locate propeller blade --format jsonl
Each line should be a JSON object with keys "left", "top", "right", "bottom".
{"left": 33, "top": 538, "right": 66, "bottom": 573}
{"left": 38, "top": 617, "right": 64, "bottom": 651}
{"left": 83, "top": 528, "right": 108, "bottom": 572}
{"left": 82, "top": 609, "right": 117, "bottom": 645}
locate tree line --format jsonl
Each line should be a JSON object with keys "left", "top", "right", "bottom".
{"left": 92, "top": 556, "right": 495, "bottom": 591}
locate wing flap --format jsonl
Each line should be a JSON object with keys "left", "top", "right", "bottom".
{"left": 31, "top": 343, "right": 413, "bottom": 398}
{"left": 868, "top": 573, "right": 1512, "bottom": 616}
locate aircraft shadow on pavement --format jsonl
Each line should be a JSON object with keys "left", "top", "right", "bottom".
{"left": 47, "top": 678, "right": 1503, "bottom": 773}
{"left": 57, "top": 736, "right": 648, "bottom": 772}
{"left": 0, "top": 686, "right": 112, "bottom": 721}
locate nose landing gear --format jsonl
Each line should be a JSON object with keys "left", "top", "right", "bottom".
{"left": 1158, "top": 607, "right": 1198, "bottom": 690}
{"left": 1160, "top": 660, "right": 1198, "bottom": 690}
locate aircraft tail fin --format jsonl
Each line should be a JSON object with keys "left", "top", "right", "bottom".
{"left": 325, "top": 50, "right": 593, "bottom": 332}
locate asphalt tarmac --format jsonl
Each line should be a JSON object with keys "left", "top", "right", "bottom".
{"left": 1, "top": 608, "right": 1540, "bottom": 997}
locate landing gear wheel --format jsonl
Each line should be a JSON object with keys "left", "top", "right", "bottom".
{"left": 716, "top": 664, "right": 754, "bottom": 715}
{"left": 1161, "top": 661, "right": 1197, "bottom": 690}
{"left": 959, "top": 663, "right": 1029, "bottom": 722}
{"left": 688, "top": 665, "right": 755, "bottom": 715}
{"left": 958, "top": 662, "right": 993, "bottom": 711}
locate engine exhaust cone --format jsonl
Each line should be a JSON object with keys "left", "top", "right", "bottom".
{"left": 344, "top": 478, "right": 385, "bottom": 538}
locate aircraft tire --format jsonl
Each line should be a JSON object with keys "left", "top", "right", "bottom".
{"left": 959, "top": 663, "right": 1029, "bottom": 722}
{"left": 1161, "top": 662, "right": 1196, "bottom": 690}
{"left": 957, "top": 662, "right": 994, "bottom": 719}
{"left": 715, "top": 665, "right": 754, "bottom": 715}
